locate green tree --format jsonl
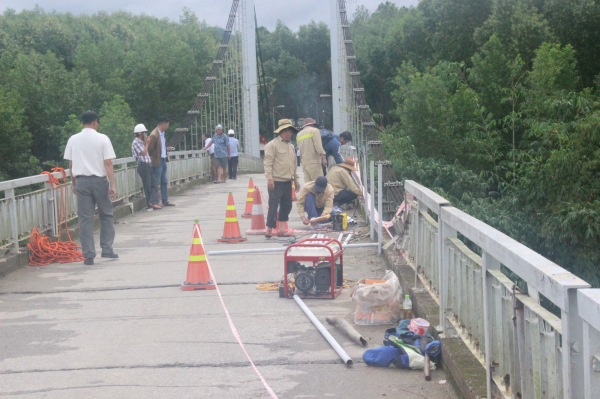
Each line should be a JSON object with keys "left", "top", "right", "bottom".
{"left": 98, "top": 95, "right": 136, "bottom": 158}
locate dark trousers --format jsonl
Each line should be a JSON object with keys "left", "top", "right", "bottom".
{"left": 137, "top": 162, "right": 158, "bottom": 207}
{"left": 267, "top": 181, "right": 293, "bottom": 229}
{"left": 153, "top": 158, "right": 168, "bottom": 204}
{"left": 75, "top": 176, "right": 115, "bottom": 259}
{"left": 305, "top": 193, "right": 331, "bottom": 222}
{"left": 228, "top": 156, "right": 239, "bottom": 179}
{"left": 333, "top": 190, "right": 358, "bottom": 206}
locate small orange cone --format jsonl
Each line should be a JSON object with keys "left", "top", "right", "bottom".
{"left": 242, "top": 178, "right": 254, "bottom": 218}
{"left": 218, "top": 192, "right": 248, "bottom": 243}
{"left": 246, "top": 186, "right": 267, "bottom": 235}
{"left": 292, "top": 181, "right": 298, "bottom": 201}
{"left": 182, "top": 220, "right": 215, "bottom": 291}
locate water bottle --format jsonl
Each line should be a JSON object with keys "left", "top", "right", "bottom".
{"left": 403, "top": 294, "right": 413, "bottom": 320}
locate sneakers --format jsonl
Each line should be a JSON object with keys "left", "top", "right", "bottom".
{"left": 84, "top": 258, "right": 94, "bottom": 265}
{"left": 101, "top": 252, "right": 119, "bottom": 259}
{"left": 310, "top": 224, "right": 324, "bottom": 230}
{"left": 146, "top": 207, "right": 154, "bottom": 212}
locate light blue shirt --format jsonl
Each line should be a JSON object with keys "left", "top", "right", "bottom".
{"left": 211, "top": 133, "right": 230, "bottom": 158}
{"left": 229, "top": 137, "right": 239, "bottom": 156}
{"left": 159, "top": 129, "right": 167, "bottom": 158}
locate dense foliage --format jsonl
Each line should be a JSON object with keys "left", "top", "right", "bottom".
{"left": 355, "top": 0, "right": 600, "bottom": 285}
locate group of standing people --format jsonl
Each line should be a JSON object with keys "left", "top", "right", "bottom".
{"left": 64, "top": 111, "right": 176, "bottom": 266}
{"left": 202, "top": 125, "right": 240, "bottom": 183}
{"left": 263, "top": 117, "right": 363, "bottom": 237}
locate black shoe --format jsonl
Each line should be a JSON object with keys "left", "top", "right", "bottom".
{"left": 84, "top": 258, "right": 94, "bottom": 265}
{"left": 163, "top": 202, "right": 176, "bottom": 206}
{"left": 101, "top": 252, "right": 119, "bottom": 259}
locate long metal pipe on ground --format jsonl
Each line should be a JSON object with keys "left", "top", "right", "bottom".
{"left": 326, "top": 316, "right": 367, "bottom": 347}
{"left": 293, "top": 295, "right": 353, "bottom": 366}
{"left": 207, "top": 242, "right": 378, "bottom": 256}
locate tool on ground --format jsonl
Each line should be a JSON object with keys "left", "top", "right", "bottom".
{"left": 332, "top": 213, "right": 348, "bottom": 231}
{"left": 282, "top": 237, "right": 343, "bottom": 299}
{"left": 293, "top": 295, "right": 353, "bottom": 366}
{"left": 309, "top": 214, "right": 331, "bottom": 225}
{"left": 246, "top": 186, "right": 267, "bottom": 235}
{"left": 421, "top": 335, "right": 432, "bottom": 381}
{"left": 291, "top": 181, "right": 298, "bottom": 201}
{"left": 28, "top": 168, "right": 85, "bottom": 266}
{"left": 182, "top": 220, "right": 216, "bottom": 290}
{"left": 242, "top": 178, "right": 254, "bottom": 218}
{"left": 218, "top": 192, "right": 247, "bottom": 243}
{"left": 325, "top": 316, "right": 367, "bottom": 347}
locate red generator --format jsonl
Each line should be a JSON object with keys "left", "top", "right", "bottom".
{"left": 281, "top": 237, "right": 344, "bottom": 299}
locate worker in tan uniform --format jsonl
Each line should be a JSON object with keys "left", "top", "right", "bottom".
{"left": 264, "top": 119, "right": 301, "bottom": 238}
{"left": 297, "top": 176, "right": 335, "bottom": 230}
{"left": 327, "top": 158, "right": 363, "bottom": 206}
{"left": 296, "top": 118, "right": 326, "bottom": 183}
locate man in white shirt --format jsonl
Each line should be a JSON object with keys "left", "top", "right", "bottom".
{"left": 64, "top": 111, "right": 118, "bottom": 266}
{"left": 203, "top": 133, "right": 217, "bottom": 182}
{"left": 227, "top": 129, "right": 240, "bottom": 180}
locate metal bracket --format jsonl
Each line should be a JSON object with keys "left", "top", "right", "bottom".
{"left": 175, "top": 128, "right": 189, "bottom": 132}
{"left": 385, "top": 182, "right": 402, "bottom": 187}
{"left": 376, "top": 161, "right": 392, "bottom": 166}
{"left": 363, "top": 122, "right": 377, "bottom": 127}
{"left": 353, "top": 87, "right": 364, "bottom": 92}
{"left": 187, "top": 110, "right": 200, "bottom": 114}
{"left": 349, "top": 72, "right": 360, "bottom": 76}
{"left": 206, "top": 76, "right": 216, "bottom": 81}
{"left": 368, "top": 141, "right": 382, "bottom": 146}
{"left": 197, "top": 93, "right": 210, "bottom": 97}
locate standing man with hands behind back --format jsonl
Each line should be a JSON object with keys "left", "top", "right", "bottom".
{"left": 64, "top": 111, "right": 118, "bottom": 266}
{"left": 296, "top": 117, "right": 327, "bottom": 183}
{"left": 148, "top": 116, "right": 175, "bottom": 206}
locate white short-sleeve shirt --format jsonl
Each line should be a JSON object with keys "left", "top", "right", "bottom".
{"left": 64, "top": 128, "right": 116, "bottom": 177}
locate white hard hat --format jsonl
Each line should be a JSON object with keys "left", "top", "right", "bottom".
{"left": 228, "top": 129, "right": 234, "bottom": 135}
{"left": 134, "top": 124, "right": 148, "bottom": 134}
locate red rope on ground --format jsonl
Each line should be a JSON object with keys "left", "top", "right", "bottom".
{"left": 27, "top": 168, "right": 85, "bottom": 266}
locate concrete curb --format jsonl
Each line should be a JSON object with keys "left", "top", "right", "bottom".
{"left": 0, "top": 172, "right": 253, "bottom": 277}
{"left": 381, "top": 244, "right": 489, "bottom": 399}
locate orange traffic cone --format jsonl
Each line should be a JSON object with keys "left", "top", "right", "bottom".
{"left": 218, "top": 192, "right": 248, "bottom": 243}
{"left": 292, "top": 181, "right": 298, "bottom": 201}
{"left": 242, "top": 178, "right": 254, "bottom": 218}
{"left": 246, "top": 186, "right": 267, "bottom": 235}
{"left": 182, "top": 220, "right": 215, "bottom": 291}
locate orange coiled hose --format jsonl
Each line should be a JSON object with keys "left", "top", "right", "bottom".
{"left": 27, "top": 167, "right": 85, "bottom": 266}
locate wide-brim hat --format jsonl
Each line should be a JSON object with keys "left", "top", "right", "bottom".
{"left": 338, "top": 158, "right": 357, "bottom": 172}
{"left": 274, "top": 119, "right": 298, "bottom": 134}
{"left": 302, "top": 117, "right": 317, "bottom": 128}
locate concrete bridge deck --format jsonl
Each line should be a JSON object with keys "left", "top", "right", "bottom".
{"left": 0, "top": 172, "right": 455, "bottom": 398}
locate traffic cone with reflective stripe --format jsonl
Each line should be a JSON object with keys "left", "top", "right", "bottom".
{"left": 292, "top": 181, "right": 298, "bottom": 201}
{"left": 246, "top": 186, "right": 267, "bottom": 235}
{"left": 182, "top": 220, "right": 215, "bottom": 291}
{"left": 242, "top": 178, "right": 254, "bottom": 218}
{"left": 218, "top": 192, "right": 248, "bottom": 243}
{"left": 275, "top": 212, "right": 290, "bottom": 232}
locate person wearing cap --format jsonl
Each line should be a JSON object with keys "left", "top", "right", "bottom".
{"left": 264, "top": 119, "right": 301, "bottom": 237}
{"left": 326, "top": 158, "right": 362, "bottom": 206}
{"left": 227, "top": 129, "right": 239, "bottom": 180}
{"left": 203, "top": 133, "right": 217, "bottom": 182}
{"left": 64, "top": 111, "right": 118, "bottom": 265}
{"left": 131, "top": 124, "right": 161, "bottom": 211}
{"left": 297, "top": 176, "right": 335, "bottom": 230}
{"left": 202, "top": 125, "right": 230, "bottom": 183}
{"left": 296, "top": 117, "right": 327, "bottom": 183}
{"left": 148, "top": 116, "right": 175, "bottom": 206}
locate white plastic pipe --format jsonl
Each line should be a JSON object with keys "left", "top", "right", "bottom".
{"left": 208, "top": 243, "right": 378, "bottom": 256}
{"left": 343, "top": 234, "right": 353, "bottom": 245}
{"left": 337, "top": 233, "right": 344, "bottom": 242}
{"left": 293, "top": 295, "right": 353, "bottom": 366}
{"left": 370, "top": 160, "right": 375, "bottom": 240}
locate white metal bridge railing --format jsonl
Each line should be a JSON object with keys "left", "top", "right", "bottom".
{"left": 0, "top": 151, "right": 264, "bottom": 253}
{"left": 404, "top": 180, "right": 600, "bottom": 399}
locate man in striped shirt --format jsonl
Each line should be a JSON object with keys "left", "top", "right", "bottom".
{"left": 132, "top": 124, "right": 161, "bottom": 211}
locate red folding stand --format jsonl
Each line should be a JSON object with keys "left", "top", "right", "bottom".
{"left": 283, "top": 237, "right": 344, "bottom": 299}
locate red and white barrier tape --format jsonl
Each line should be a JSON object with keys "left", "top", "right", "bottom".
{"left": 195, "top": 224, "right": 278, "bottom": 398}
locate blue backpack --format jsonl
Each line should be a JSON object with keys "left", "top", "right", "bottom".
{"left": 320, "top": 129, "right": 336, "bottom": 145}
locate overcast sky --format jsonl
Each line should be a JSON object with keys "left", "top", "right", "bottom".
{"left": 0, "top": 0, "right": 419, "bottom": 30}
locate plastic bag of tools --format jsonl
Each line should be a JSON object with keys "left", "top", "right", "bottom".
{"left": 351, "top": 270, "right": 401, "bottom": 325}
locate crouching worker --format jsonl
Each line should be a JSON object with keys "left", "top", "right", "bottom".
{"left": 327, "top": 158, "right": 362, "bottom": 206}
{"left": 297, "top": 176, "right": 335, "bottom": 230}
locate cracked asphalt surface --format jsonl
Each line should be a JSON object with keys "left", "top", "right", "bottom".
{"left": 0, "top": 172, "right": 456, "bottom": 398}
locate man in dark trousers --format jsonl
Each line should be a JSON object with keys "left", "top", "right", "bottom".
{"left": 326, "top": 158, "right": 362, "bottom": 206}
{"left": 131, "top": 123, "right": 161, "bottom": 211}
{"left": 64, "top": 111, "right": 118, "bottom": 265}
{"left": 148, "top": 116, "right": 175, "bottom": 206}
{"left": 263, "top": 119, "right": 301, "bottom": 238}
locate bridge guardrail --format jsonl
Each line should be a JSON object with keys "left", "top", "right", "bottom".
{"left": 404, "top": 179, "right": 595, "bottom": 399}
{"left": 0, "top": 151, "right": 264, "bottom": 253}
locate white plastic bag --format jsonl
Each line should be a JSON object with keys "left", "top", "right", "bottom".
{"left": 352, "top": 270, "right": 401, "bottom": 325}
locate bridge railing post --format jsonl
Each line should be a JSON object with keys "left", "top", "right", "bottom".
{"left": 6, "top": 188, "right": 19, "bottom": 253}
